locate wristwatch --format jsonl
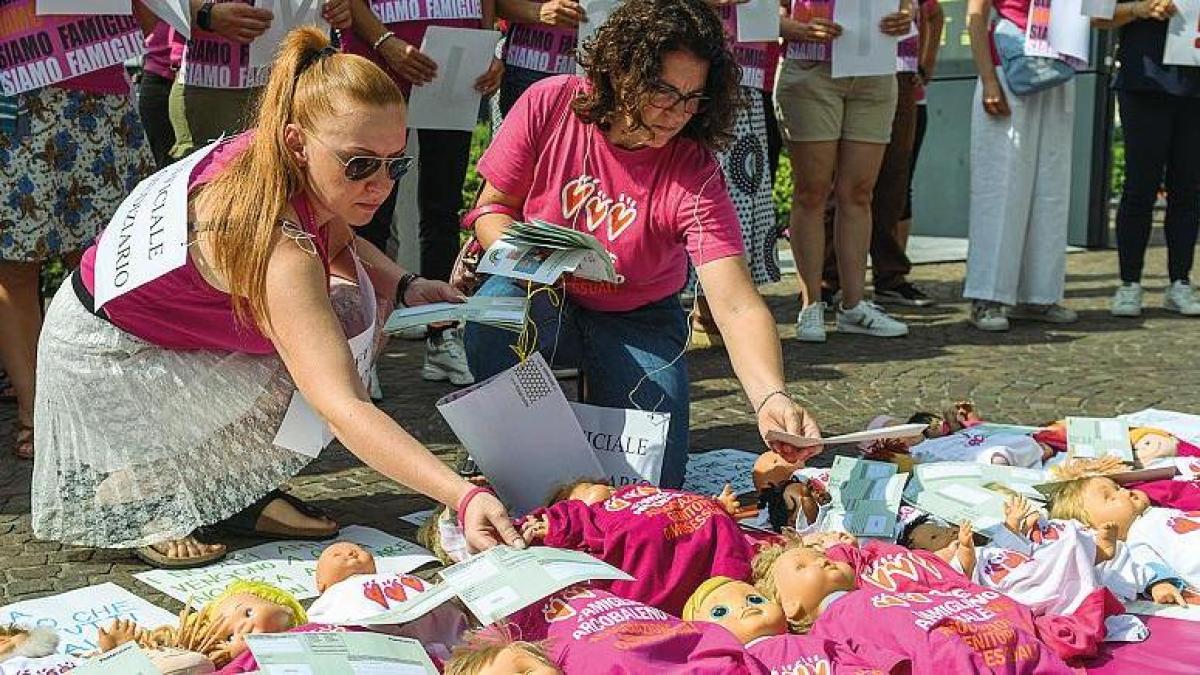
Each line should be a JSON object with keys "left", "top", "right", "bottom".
{"left": 197, "top": 2, "right": 216, "bottom": 32}
{"left": 395, "top": 272, "right": 420, "bottom": 307}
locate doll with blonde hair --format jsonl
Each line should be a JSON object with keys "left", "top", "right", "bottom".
{"left": 444, "top": 629, "right": 559, "bottom": 675}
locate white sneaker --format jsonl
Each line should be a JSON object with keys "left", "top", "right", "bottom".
{"left": 1110, "top": 283, "right": 1143, "bottom": 317}
{"left": 969, "top": 301, "right": 1010, "bottom": 332}
{"left": 1009, "top": 303, "right": 1078, "bottom": 324}
{"left": 368, "top": 365, "right": 383, "bottom": 401}
{"left": 423, "top": 329, "right": 475, "bottom": 386}
{"left": 836, "top": 301, "right": 909, "bottom": 337}
{"left": 796, "top": 302, "right": 827, "bottom": 343}
{"left": 393, "top": 324, "right": 429, "bottom": 340}
{"left": 1163, "top": 280, "right": 1200, "bottom": 316}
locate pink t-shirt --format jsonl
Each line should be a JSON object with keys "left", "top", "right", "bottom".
{"left": 784, "top": 0, "right": 834, "bottom": 62}
{"left": 78, "top": 133, "right": 330, "bottom": 354}
{"left": 996, "top": 0, "right": 1033, "bottom": 29}
{"left": 717, "top": 5, "right": 780, "bottom": 92}
{"left": 504, "top": 6, "right": 577, "bottom": 75}
{"left": 478, "top": 75, "right": 743, "bottom": 312}
{"left": 341, "top": 0, "right": 483, "bottom": 96}
{"left": 746, "top": 633, "right": 894, "bottom": 674}
{"left": 505, "top": 587, "right": 769, "bottom": 674}
{"left": 524, "top": 485, "right": 756, "bottom": 616}
{"left": 142, "top": 22, "right": 176, "bottom": 80}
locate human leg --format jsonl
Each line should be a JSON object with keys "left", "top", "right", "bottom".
{"left": 416, "top": 129, "right": 472, "bottom": 282}
{"left": 0, "top": 261, "right": 40, "bottom": 457}
{"left": 137, "top": 72, "right": 176, "bottom": 169}
{"left": 869, "top": 73, "right": 918, "bottom": 294}
{"left": 1163, "top": 95, "right": 1200, "bottom": 285}
{"left": 463, "top": 275, "right": 584, "bottom": 382}
{"left": 1113, "top": 89, "right": 1171, "bottom": 285}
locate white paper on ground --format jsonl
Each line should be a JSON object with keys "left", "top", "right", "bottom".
{"left": 1164, "top": 0, "right": 1200, "bottom": 66}
{"left": 69, "top": 642, "right": 158, "bottom": 674}
{"left": 1047, "top": 0, "right": 1091, "bottom": 63}
{"left": 407, "top": 27, "right": 501, "bottom": 131}
{"left": 36, "top": 0, "right": 131, "bottom": 14}
{"left": 831, "top": 0, "right": 899, "bottom": 78}
{"left": 570, "top": 401, "right": 669, "bottom": 487}
{"left": 437, "top": 353, "right": 604, "bottom": 514}
{"left": 682, "top": 449, "right": 760, "bottom": 497}
{"left": 134, "top": 525, "right": 436, "bottom": 607}
{"left": 737, "top": 0, "right": 780, "bottom": 42}
{"left": 249, "top": 0, "right": 329, "bottom": 68}
{"left": 1066, "top": 416, "right": 1133, "bottom": 462}
{"left": 767, "top": 423, "right": 928, "bottom": 448}
{"left": 142, "top": 0, "right": 191, "bottom": 38}
{"left": 1081, "top": 0, "right": 1116, "bottom": 18}
{"left": 0, "top": 583, "right": 176, "bottom": 656}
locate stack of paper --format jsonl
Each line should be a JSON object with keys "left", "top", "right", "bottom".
{"left": 384, "top": 297, "right": 528, "bottom": 334}
{"left": 1067, "top": 416, "right": 1133, "bottom": 462}
{"left": 246, "top": 633, "right": 439, "bottom": 674}
{"left": 905, "top": 462, "right": 1049, "bottom": 538}
{"left": 478, "top": 220, "right": 617, "bottom": 284}
{"left": 823, "top": 456, "right": 907, "bottom": 540}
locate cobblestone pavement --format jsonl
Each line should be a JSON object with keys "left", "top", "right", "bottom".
{"left": 1, "top": 245, "right": 1197, "bottom": 609}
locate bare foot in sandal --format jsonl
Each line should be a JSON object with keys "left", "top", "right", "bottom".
{"left": 136, "top": 535, "right": 227, "bottom": 569}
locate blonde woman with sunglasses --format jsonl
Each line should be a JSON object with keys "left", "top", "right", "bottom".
{"left": 31, "top": 28, "right": 524, "bottom": 569}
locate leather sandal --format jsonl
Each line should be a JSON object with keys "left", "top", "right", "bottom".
{"left": 215, "top": 489, "right": 339, "bottom": 541}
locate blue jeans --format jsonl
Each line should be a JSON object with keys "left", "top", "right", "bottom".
{"left": 464, "top": 275, "right": 691, "bottom": 488}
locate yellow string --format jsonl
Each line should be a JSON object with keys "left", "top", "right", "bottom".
{"left": 509, "top": 282, "right": 565, "bottom": 363}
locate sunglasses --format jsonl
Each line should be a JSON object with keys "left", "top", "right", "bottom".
{"left": 646, "top": 81, "right": 710, "bottom": 114}
{"left": 301, "top": 129, "right": 413, "bottom": 182}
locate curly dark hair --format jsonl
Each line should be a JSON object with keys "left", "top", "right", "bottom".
{"left": 574, "top": 0, "right": 744, "bottom": 151}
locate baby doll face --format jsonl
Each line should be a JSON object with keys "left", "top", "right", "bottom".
{"left": 315, "top": 541, "right": 378, "bottom": 592}
{"left": 1081, "top": 477, "right": 1150, "bottom": 539}
{"left": 211, "top": 593, "right": 297, "bottom": 657}
{"left": 569, "top": 483, "right": 615, "bottom": 506}
{"left": 481, "top": 645, "right": 562, "bottom": 675}
{"left": 799, "top": 531, "right": 858, "bottom": 550}
{"left": 771, "top": 546, "right": 857, "bottom": 625}
{"left": 695, "top": 580, "right": 787, "bottom": 644}
{"left": 1134, "top": 432, "right": 1178, "bottom": 463}
{"left": 906, "top": 522, "right": 958, "bottom": 553}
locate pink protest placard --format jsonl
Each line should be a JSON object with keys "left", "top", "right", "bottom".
{"left": 369, "top": 0, "right": 483, "bottom": 23}
{"left": 0, "top": 1, "right": 144, "bottom": 95}
{"left": 718, "top": 5, "right": 773, "bottom": 91}
{"left": 505, "top": 21, "right": 576, "bottom": 74}
{"left": 180, "top": 0, "right": 268, "bottom": 89}
{"left": 1024, "top": 0, "right": 1087, "bottom": 68}
{"left": 784, "top": 0, "right": 834, "bottom": 62}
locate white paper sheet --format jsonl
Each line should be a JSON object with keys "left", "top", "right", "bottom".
{"left": 399, "top": 509, "right": 435, "bottom": 527}
{"left": 1047, "top": 0, "right": 1091, "bottom": 63}
{"left": 69, "top": 642, "right": 158, "bottom": 675}
{"left": 0, "top": 584, "right": 176, "bottom": 656}
{"left": 407, "top": 27, "right": 500, "bottom": 131}
{"left": 1081, "top": 0, "right": 1116, "bottom": 18}
{"left": 134, "top": 526, "right": 436, "bottom": 607}
{"left": 577, "top": 0, "right": 622, "bottom": 62}
{"left": 1165, "top": 0, "right": 1200, "bottom": 66}
{"left": 437, "top": 353, "right": 605, "bottom": 514}
{"left": 1124, "top": 600, "right": 1200, "bottom": 622}
{"left": 36, "top": 0, "right": 131, "bottom": 14}
{"left": 249, "top": 0, "right": 330, "bottom": 68}
{"left": 570, "top": 401, "right": 669, "bottom": 487}
{"left": 682, "top": 449, "right": 760, "bottom": 497}
{"left": 766, "top": 423, "right": 928, "bottom": 448}
{"left": 1120, "top": 408, "right": 1200, "bottom": 447}
{"left": 737, "top": 0, "right": 781, "bottom": 42}
{"left": 1066, "top": 416, "right": 1133, "bottom": 462}
{"left": 143, "top": 0, "right": 192, "bottom": 39}
{"left": 831, "top": 0, "right": 899, "bottom": 78}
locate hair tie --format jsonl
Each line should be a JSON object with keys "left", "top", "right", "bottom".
{"left": 296, "top": 45, "right": 337, "bottom": 78}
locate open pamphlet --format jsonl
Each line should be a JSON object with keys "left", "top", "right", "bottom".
{"left": 906, "top": 462, "right": 1050, "bottom": 503}
{"left": 245, "top": 632, "right": 438, "bottom": 674}
{"left": 478, "top": 220, "right": 618, "bottom": 284}
{"left": 384, "top": 297, "right": 528, "bottom": 334}
{"left": 904, "top": 463, "right": 1051, "bottom": 539}
{"left": 1066, "top": 417, "right": 1134, "bottom": 462}
{"left": 766, "top": 423, "right": 928, "bottom": 448}
{"left": 823, "top": 456, "right": 907, "bottom": 540}
{"left": 70, "top": 642, "right": 157, "bottom": 675}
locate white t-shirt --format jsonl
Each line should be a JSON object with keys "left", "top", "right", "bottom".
{"left": 0, "top": 655, "right": 79, "bottom": 675}
{"left": 974, "top": 518, "right": 1101, "bottom": 615}
{"left": 911, "top": 431, "right": 1045, "bottom": 468}
{"left": 1126, "top": 506, "right": 1200, "bottom": 590}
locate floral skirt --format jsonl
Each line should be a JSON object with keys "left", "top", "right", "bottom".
{"left": 0, "top": 86, "right": 154, "bottom": 262}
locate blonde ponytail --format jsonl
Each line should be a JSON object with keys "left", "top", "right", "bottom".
{"left": 195, "top": 26, "right": 404, "bottom": 332}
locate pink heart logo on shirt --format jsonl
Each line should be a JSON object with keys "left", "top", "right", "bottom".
{"left": 870, "top": 593, "right": 910, "bottom": 609}
{"left": 1170, "top": 516, "right": 1200, "bottom": 534}
{"left": 543, "top": 597, "right": 576, "bottom": 622}
{"left": 561, "top": 177, "right": 595, "bottom": 220}
{"left": 607, "top": 202, "right": 637, "bottom": 241}
{"left": 583, "top": 195, "right": 611, "bottom": 232}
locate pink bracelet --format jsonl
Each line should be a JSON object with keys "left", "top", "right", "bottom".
{"left": 460, "top": 203, "right": 522, "bottom": 231}
{"left": 456, "top": 486, "right": 494, "bottom": 529}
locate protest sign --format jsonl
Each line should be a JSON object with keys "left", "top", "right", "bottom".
{"left": 831, "top": 0, "right": 898, "bottom": 78}
{"left": 36, "top": 0, "right": 130, "bottom": 13}
{"left": 134, "top": 525, "right": 436, "bottom": 607}
{"left": 246, "top": 632, "right": 439, "bottom": 674}
{"left": 0, "top": 584, "right": 176, "bottom": 656}
{"left": 506, "top": 22, "right": 576, "bottom": 74}
{"left": 737, "top": 0, "right": 779, "bottom": 42}
{"left": 1024, "top": 0, "right": 1088, "bottom": 66}
{"left": 407, "top": 27, "right": 501, "bottom": 131}
{"left": 570, "top": 402, "right": 668, "bottom": 487}
{"left": 1081, "top": 0, "right": 1116, "bottom": 18}
{"left": 682, "top": 449, "right": 759, "bottom": 497}
{"left": 249, "top": 0, "right": 329, "bottom": 68}
{"left": 0, "top": 9, "right": 146, "bottom": 96}
{"left": 69, "top": 642, "right": 157, "bottom": 675}
{"left": 142, "top": 0, "right": 190, "bottom": 38}
{"left": 823, "top": 456, "right": 906, "bottom": 539}
{"left": 1164, "top": 0, "right": 1200, "bottom": 66}
{"left": 1066, "top": 416, "right": 1133, "bottom": 462}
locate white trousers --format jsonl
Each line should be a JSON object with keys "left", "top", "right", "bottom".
{"left": 965, "top": 69, "right": 1075, "bottom": 306}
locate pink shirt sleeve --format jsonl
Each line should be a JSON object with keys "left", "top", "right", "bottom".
{"left": 676, "top": 157, "right": 744, "bottom": 267}
{"left": 477, "top": 77, "right": 568, "bottom": 199}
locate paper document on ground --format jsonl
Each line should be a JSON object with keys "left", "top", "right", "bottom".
{"left": 571, "top": 402, "right": 668, "bottom": 487}
{"left": 910, "top": 482, "right": 1011, "bottom": 537}
{"left": 438, "top": 353, "right": 604, "bottom": 514}
{"left": 0, "top": 584, "right": 176, "bottom": 655}
{"left": 1164, "top": 0, "right": 1200, "bottom": 66}
{"left": 906, "top": 462, "right": 1049, "bottom": 502}
{"left": 69, "top": 642, "right": 157, "bottom": 674}
{"left": 37, "top": 0, "right": 130, "bottom": 13}
{"left": 737, "top": 0, "right": 780, "bottom": 42}
{"left": 246, "top": 632, "right": 438, "bottom": 675}
{"left": 767, "top": 423, "right": 927, "bottom": 448}
{"left": 831, "top": 0, "right": 898, "bottom": 77}
{"left": 1067, "top": 417, "right": 1133, "bottom": 462}
{"left": 825, "top": 456, "right": 906, "bottom": 539}
{"left": 135, "top": 525, "right": 435, "bottom": 607}
{"left": 249, "top": 0, "right": 328, "bottom": 68}
{"left": 439, "top": 546, "right": 633, "bottom": 624}
{"left": 682, "top": 449, "right": 760, "bottom": 497}
{"left": 356, "top": 581, "right": 460, "bottom": 625}
{"left": 408, "top": 27, "right": 501, "bottom": 131}
{"left": 384, "top": 297, "right": 527, "bottom": 333}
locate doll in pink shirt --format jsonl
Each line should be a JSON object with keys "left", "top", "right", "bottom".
{"left": 519, "top": 482, "right": 756, "bottom": 616}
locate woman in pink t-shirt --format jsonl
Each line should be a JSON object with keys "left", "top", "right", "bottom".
{"left": 463, "top": 0, "right": 822, "bottom": 489}
{"left": 31, "top": 28, "right": 523, "bottom": 568}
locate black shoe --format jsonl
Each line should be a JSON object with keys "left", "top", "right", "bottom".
{"left": 820, "top": 287, "right": 839, "bottom": 307}
{"left": 875, "top": 282, "right": 935, "bottom": 307}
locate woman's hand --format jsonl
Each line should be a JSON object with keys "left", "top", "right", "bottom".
{"left": 1135, "top": 0, "right": 1177, "bottom": 20}
{"left": 209, "top": 3, "right": 273, "bottom": 43}
{"left": 539, "top": 0, "right": 586, "bottom": 27}
{"left": 475, "top": 58, "right": 504, "bottom": 96}
{"left": 801, "top": 18, "right": 843, "bottom": 42}
{"left": 981, "top": 78, "right": 1011, "bottom": 117}
{"left": 880, "top": 9, "right": 914, "bottom": 36}
{"left": 757, "top": 394, "right": 823, "bottom": 464}
{"left": 462, "top": 491, "right": 527, "bottom": 553}
{"left": 403, "top": 278, "right": 466, "bottom": 307}
{"left": 322, "top": 0, "right": 353, "bottom": 29}
{"left": 379, "top": 37, "right": 438, "bottom": 85}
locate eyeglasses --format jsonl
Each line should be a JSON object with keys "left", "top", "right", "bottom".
{"left": 646, "top": 81, "right": 710, "bottom": 114}
{"left": 301, "top": 129, "right": 413, "bottom": 182}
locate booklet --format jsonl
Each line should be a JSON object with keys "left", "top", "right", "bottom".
{"left": 384, "top": 297, "right": 528, "bottom": 334}
{"left": 69, "top": 643, "right": 156, "bottom": 675}
{"left": 766, "top": 423, "right": 928, "bottom": 448}
{"left": 245, "top": 632, "right": 438, "bottom": 675}
{"left": 478, "top": 220, "right": 618, "bottom": 284}
{"left": 438, "top": 546, "right": 633, "bottom": 625}
{"left": 1067, "top": 417, "right": 1133, "bottom": 462}
{"left": 910, "top": 482, "right": 1011, "bottom": 538}
{"left": 823, "top": 456, "right": 907, "bottom": 540}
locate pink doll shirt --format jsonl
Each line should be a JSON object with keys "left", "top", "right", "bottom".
{"left": 476, "top": 75, "right": 744, "bottom": 313}
{"left": 745, "top": 633, "right": 898, "bottom": 674}
{"left": 78, "top": 132, "right": 331, "bottom": 353}
{"left": 526, "top": 485, "right": 755, "bottom": 616}
{"left": 506, "top": 587, "right": 769, "bottom": 675}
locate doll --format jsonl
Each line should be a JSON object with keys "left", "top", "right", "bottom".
{"left": 443, "top": 629, "right": 560, "bottom": 675}
{"left": 751, "top": 537, "right": 1076, "bottom": 674}
{"left": 1129, "top": 427, "right": 1200, "bottom": 466}
{"left": 519, "top": 482, "right": 756, "bottom": 615}
{"left": 96, "top": 603, "right": 234, "bottom": 670}
{"left": 0, "top": 625, "right": 77, "bottom": 675}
